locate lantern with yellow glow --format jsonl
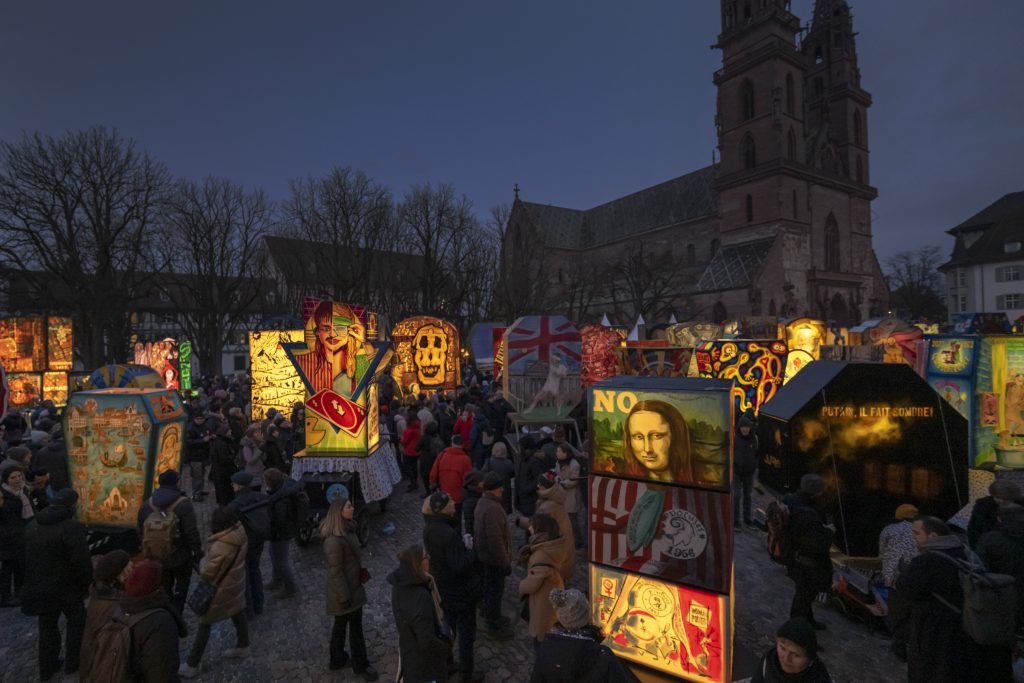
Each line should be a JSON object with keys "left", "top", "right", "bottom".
{"left": 390, "top": 316, "right": 459, "bottom": 397}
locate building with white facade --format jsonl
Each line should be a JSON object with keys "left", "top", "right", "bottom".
{"left": 941, "top": 192, "right": 1024, "bottom": 325}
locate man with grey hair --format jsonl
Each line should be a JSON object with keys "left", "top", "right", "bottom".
{"left": 785, "top": 473, "right": 833, "bottom": 629}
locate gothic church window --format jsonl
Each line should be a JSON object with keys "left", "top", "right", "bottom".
{"left": 743, "top": 134, "right": 756, "bottom": 169}
{"left": 741, "top": 80, "right": 755, "bottom": 120}
{"left": 787, "top": 128, "right": 796, "bottom": 161}
{"left": 824, "top": 213, "right": 840, "bottom": 271}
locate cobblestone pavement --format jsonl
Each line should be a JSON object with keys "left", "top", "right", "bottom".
{"left": 1, "top": 479, "right": 904, "bottom": 682}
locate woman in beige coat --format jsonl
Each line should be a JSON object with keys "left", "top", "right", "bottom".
{"left": 180, "top": 507, "right": 249, "bottom": 678}
{"left": 534, "top": 475, "right": 576, "bottom": 581}
{"left": 323, "top": 489, "right": 378, "bottom": 680}
{"left": 555, "top": 444, "right": 583, "bottom": 547}
{"left": 518, "top": 513, "right": 570, "bottom": 648}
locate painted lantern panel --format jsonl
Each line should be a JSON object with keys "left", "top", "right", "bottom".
{"left": 390, "top": 316, "right": 460, "bottom": 397}
{"left": 589, "top": 475, "right": 732, "bottom": 593}
{"left": 283, "top": 298, "right": 392, "bottom": 456}
{"left": 580, "top": 324, "right": 625, "bottom": 388}
{"left": 249, "top": 330, "right": 305, "bottom": 422}
{"left": 695, "top": 340, "right": 787, "bottom": 416}
{"left": 782, "top": 318, "right": 826, "bottom": 383}
{"left": 502, "top": 315, "right": 581, "bottom": 420}
{"left": 64, "top": 389, "right": 185, "bottom": 527}
{"left": 589, "top": 379, "right": 733, "bottom": 491}
{"left": 591, "top": 564, "right": 731, "bottom": 683}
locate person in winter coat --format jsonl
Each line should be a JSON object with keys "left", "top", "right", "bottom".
{"left": 387, "top": 544, "right": 451, "bottom": 683}
{"left": 33, "top": 430, "right": 69, "bottom": 492}
{"left": 518, "top": 514, "right": 569, "bottom": 646}
{"left": 517, "top": 438, "right": 550, "bottom": 517}
{"left": 530, "top": 588, "right": 632, "bottom": 683}
{"left": 461, "top": 470, "right": 484, "bottom": 539}
{"left": 120, "top": 560, "right": 188, "bottom": 683}
{"left": 179, "top": 507, "right": 250, "bottom": 678}
{"left": 519, "top": 473, "right": 575, "bottom": 581}
{"left": 453, "top": 405, "right": 473, "bottom": 448}
{"left": 475, "top": 472, "right": 515, "bottom": 640}
{"left": 136, "top": 470, "right": 203, "bottom": 616}
{"left": 208, "top": 421, "right": 237, "bottom": 505}
{"left": 430, "top": 435, "right": 473, "bottom": 509}
{"left": 751, "top": 618, "right": 834, "bottom": 683}
{"left": 423, "top": 491, "right": 483, "bottom": 683}
{"left": 898, "top": 515, "right": 1011, "bottom": 683}
{"left": 482, "top": 442, "right": 515, "bottom": 513}
{"left": 240, "top": 424, "right": 266, "bottom": 489}
{"left": 79, "top": 550, "right": 132, "bottom": 681}
{"left": 401, "top": 416, "right": 423, "bottom": 493}
{"left": 967, "top": 479, "right": 1023, "bottom": 549}
{"left": 322, "top": 490, "right": 379, "bottom": 680}
{"left": 469, "top": 408, "right": 493, "bottom": 469}
{"left": 417, "top": 421, "right": 444, "bottom": 497}
{"left": 228, "top": 406, "right": 248, "bottom": 444}
{"left": 785, "top": 474, "right": 833, "bottom": 629}
{"left": 184, "top": 412, "right": 214, "bottom": 501}
{"left": 554, "top": 444, "right": 582, "bottom": 547}
{"left": 977, "top": 503, "right": 1024, "bottom": 625}
{"left": 0, "top": 464, "right": 33, "bottom": 606}
{"left": 262, "top": 425, "right": 287, "bottom": 473}
{"left": 20, "top": 488, "right": 92, "bottom": 679}
{"left": 878, "top": 503, "right": 919, "bottom": 659}
{"left": 226, "top": 471, "right": 271, "bottom": 616}
{"left": 264, "top": 468, "right": 304, "bottom": 598}
{"left": 733, "top": 414, "right": 758, "bottom": 530}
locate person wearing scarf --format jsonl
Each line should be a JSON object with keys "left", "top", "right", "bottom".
{"left": 1, "top": 465, "right": 33, "bottom": 607}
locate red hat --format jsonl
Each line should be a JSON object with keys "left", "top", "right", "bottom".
{"left": 124, "top": 559, "right": 163, "bottom": 597}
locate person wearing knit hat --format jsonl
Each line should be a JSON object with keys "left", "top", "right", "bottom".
{"left": 80, "top": 550, "right": 133, "bottom": 680}
{"left": 752, "top": 618, "right": 833, "bottom": 682}
{"left": 227, "top": 469, "right": 271, "bottom": 617}
{"left": 474, "top": 465, "right": 514, "bottom": 641}
{"left": 549, "top": 588, "right": 589, "bottom": 629}
{"left": 968, "top": 479, "right": 1024, "bottom": 549}
{"left": 482, "top": 471, "right": 504, "bottom": 492}
{"left": 879, "top": 504, "right": 919, "bottom": 590}
{"left": 786, "top": 475, "right": 834, "bottom": 631}
{"left": 734, "top": 413, "right": 759, "bottom": 531}
{"left": 482, "top": 442, "right": 515, "bottom": 513}
{"left": 427, "top": 490, "right": 452, "bottom": 516}
{"left": 118, "top": 558, "right": 187, "bottom": 682}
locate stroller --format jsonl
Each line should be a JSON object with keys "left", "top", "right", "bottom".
{"left": 295, "top": 470, "right": 371, "bottom": 547}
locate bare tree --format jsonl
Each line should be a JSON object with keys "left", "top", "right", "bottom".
{"left": 607, "top": 241, "right": 688, "bottom": 323}
{"left": 280, "top": 167, "right": 397, "bottom": 309}
{"left": 155, "top": 177, "right": 270, "bottom": 375}
{"left": 0, "top": 127, "right": 169, "bottom": 366}
{"left": 885, "top": 245, "right": 947, "bottom": 321}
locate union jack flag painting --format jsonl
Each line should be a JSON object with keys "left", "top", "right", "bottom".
{"left": 589, "top": 475, "right": 732, "bottom": 595}
{"left": 503, "top": 315, "right": 581, "bottom": 374}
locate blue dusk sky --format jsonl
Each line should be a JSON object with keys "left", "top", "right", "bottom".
{"left": 2, "top": 1, "right": 1022, "bottom": 263}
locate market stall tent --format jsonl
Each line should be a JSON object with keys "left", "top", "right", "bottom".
{"left": 757, "top": 361, "right": 968, "bottom": 556}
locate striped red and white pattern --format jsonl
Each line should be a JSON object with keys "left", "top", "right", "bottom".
{"left": 589, "top": 475, "right": 732, "bottom": 595}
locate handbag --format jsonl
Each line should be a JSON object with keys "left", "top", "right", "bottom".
{"left": 188, "top": 545, "right": 242, "bottom": 616}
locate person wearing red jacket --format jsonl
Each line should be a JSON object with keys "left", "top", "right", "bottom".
{"left": 453, "top": 406, "right": 474, "bottom": 450}
{"left": 430, "top": 435, "right": 473, "bottom": 516}
{"left": 400, "top": 416, "right": 422, "bottom": 493}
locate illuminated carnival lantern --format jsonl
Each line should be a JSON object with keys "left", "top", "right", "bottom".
{"left": 781, "top": 318, "right": 827, "bottom": 383}
{"left": 694, "top": 339, "right": 788, "bottom": 416}
{"left": 64, "top": 388, "right": 186, "bottom": 527}
{"left": 390, "top": 316, "right": 460, "bottom": 398}
{"left": 502, "top": 315, "right": 581, "bottom": 419}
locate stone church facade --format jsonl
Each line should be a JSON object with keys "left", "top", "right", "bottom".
{"left": 502, "top": 0, "right": 888, "bottom": 326}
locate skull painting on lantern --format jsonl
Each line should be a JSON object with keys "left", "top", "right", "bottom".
{"left": 391, "top": 316, "right": 460, "bottom": 397}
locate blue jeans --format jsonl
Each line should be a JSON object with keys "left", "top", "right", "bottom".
{"left": 245, "top": 539, "right": 265, "bottom": 613}
{"left": 444, "top": 602, "right": 477, "bottom": 675}
{"left": 269, "top": 539, "right": 297, "bottom": 592}
{"left": 481, "top": 564, "right": 506, "bottom": 630}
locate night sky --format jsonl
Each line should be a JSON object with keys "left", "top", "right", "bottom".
{"left": 3, "top": 1, "right": 1021, "bottom": 263}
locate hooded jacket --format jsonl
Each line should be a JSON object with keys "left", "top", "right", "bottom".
{"left": 734, "top": 418, "right": 759, "bottom": 477}
{"left": 199, "top": 522, "right": 247, "bottom": 624}
{"left": 226, "top": 488, "right": 271, "bottom": 543}
{"left": 422, "top": 511, "right": 481, "bottom": 610}
{"left": 977, "top": 508, "right": 1024, "bottom": 622}
{"left": 387, "top": 564, "right": 450, "bottom": 683}
{"left": 430, "top": 446, "right": 472, "bottom": 503}
{"left": 474, "top": 492, "right": 510, "bottom": 569}
{"left": 80, "top": 581, "right": 123, "bottom": 680}
{"left": 136, "top": 486, "right": 203, "bottom": 569}
{"left": 530, "top": 625, "right": 633, "bottom": 683}
{"left": 20, "top": 501, "right": 92, "bottom": 615}
{"left": 267, "top": 477, "right": 305, "bottom": 540}
{"left": 518, "top": 533, "right": 568, "bottom": 640}
{"left": 122, "top": 589, "right": 188, "bottom": 683}
{"left": 535, "top": 483, "right": 576, "bottom": 580}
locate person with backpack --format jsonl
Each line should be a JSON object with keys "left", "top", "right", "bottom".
{"left": 784, "top": 474, "right": 833, "bottom": 630}
{"left": 977, "top": 503, "right": 1024, "bottom": 626}
{"left": 119, "top": 559, "right": 188, "bottom": 682}
{"left": 79, "top": 550, "right": 132, "bottom": 681}
{"left": 184, "top": 412, "right": 214, "bottom": 501}
{"left": 136, "top": 470, "right": 203, "bottom": 616}
{"left": 20, "top": 488, "right": 92, "bottom": 680}
{"left": 179, "top": 507, "right": 249, "bottom": 678}
{"left": 897, "top": 514, "right": 1012, "bottom": 683}
{"left": 733, "top": 414, "right": 758, "bottom": 531}
{"left": 264, "top": 467, "right": 306, "bottom": 599}
{"left": 208, "top": 421, "right": 237, "bottom": 506}
{"left": 226, "top": 471, "right": 271, "bottom": 617}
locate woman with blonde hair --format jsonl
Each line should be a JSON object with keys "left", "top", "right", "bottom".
{"left": 322, "top": 489, "right": 378, "bottom": 680}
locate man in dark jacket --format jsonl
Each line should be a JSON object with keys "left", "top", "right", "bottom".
{"left": 20, "top": 488, "right": 92, "bottom": 680}
{"left": 209, "top": 421, "right": 237, "bottom": 505}
{"left": 422, "top": 491, "right": 484, "bottom": 682}
{"left": 785, "top": 474, "right": 833, "bottom": 629}
{"left": 517, "top": 438, "right": 549, "bottom": 518}
{"left": 136, "top": 470, "right": 203, "bottom": 615}
{"left": 474, "top": 472, "right": 514, "bottom": 640}
{"left": 977, "top": 504, "right": 1024, "bottom": 626}
{"left": 967, "top": 479, "right": 1022, "bottom": 549}
{"left": 184, "top": 412, "right": 214, "bottom": 501}
{"left": 121, "top": 559, "right": 188, "bottom": 682}
{"left": 898, "top": 515, "right": 1010, "bottom": 683}
{"left": 264, "top": 467, "right": 305, "bottom": 598}
{"left": 733, "top": 414, "right": 758, "bottom": 530}
{"left": 227, "top": 471, "right": 271, "bottom": 616}
{"left": 33, "top": 426, "right": 69, "bottom": 492}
